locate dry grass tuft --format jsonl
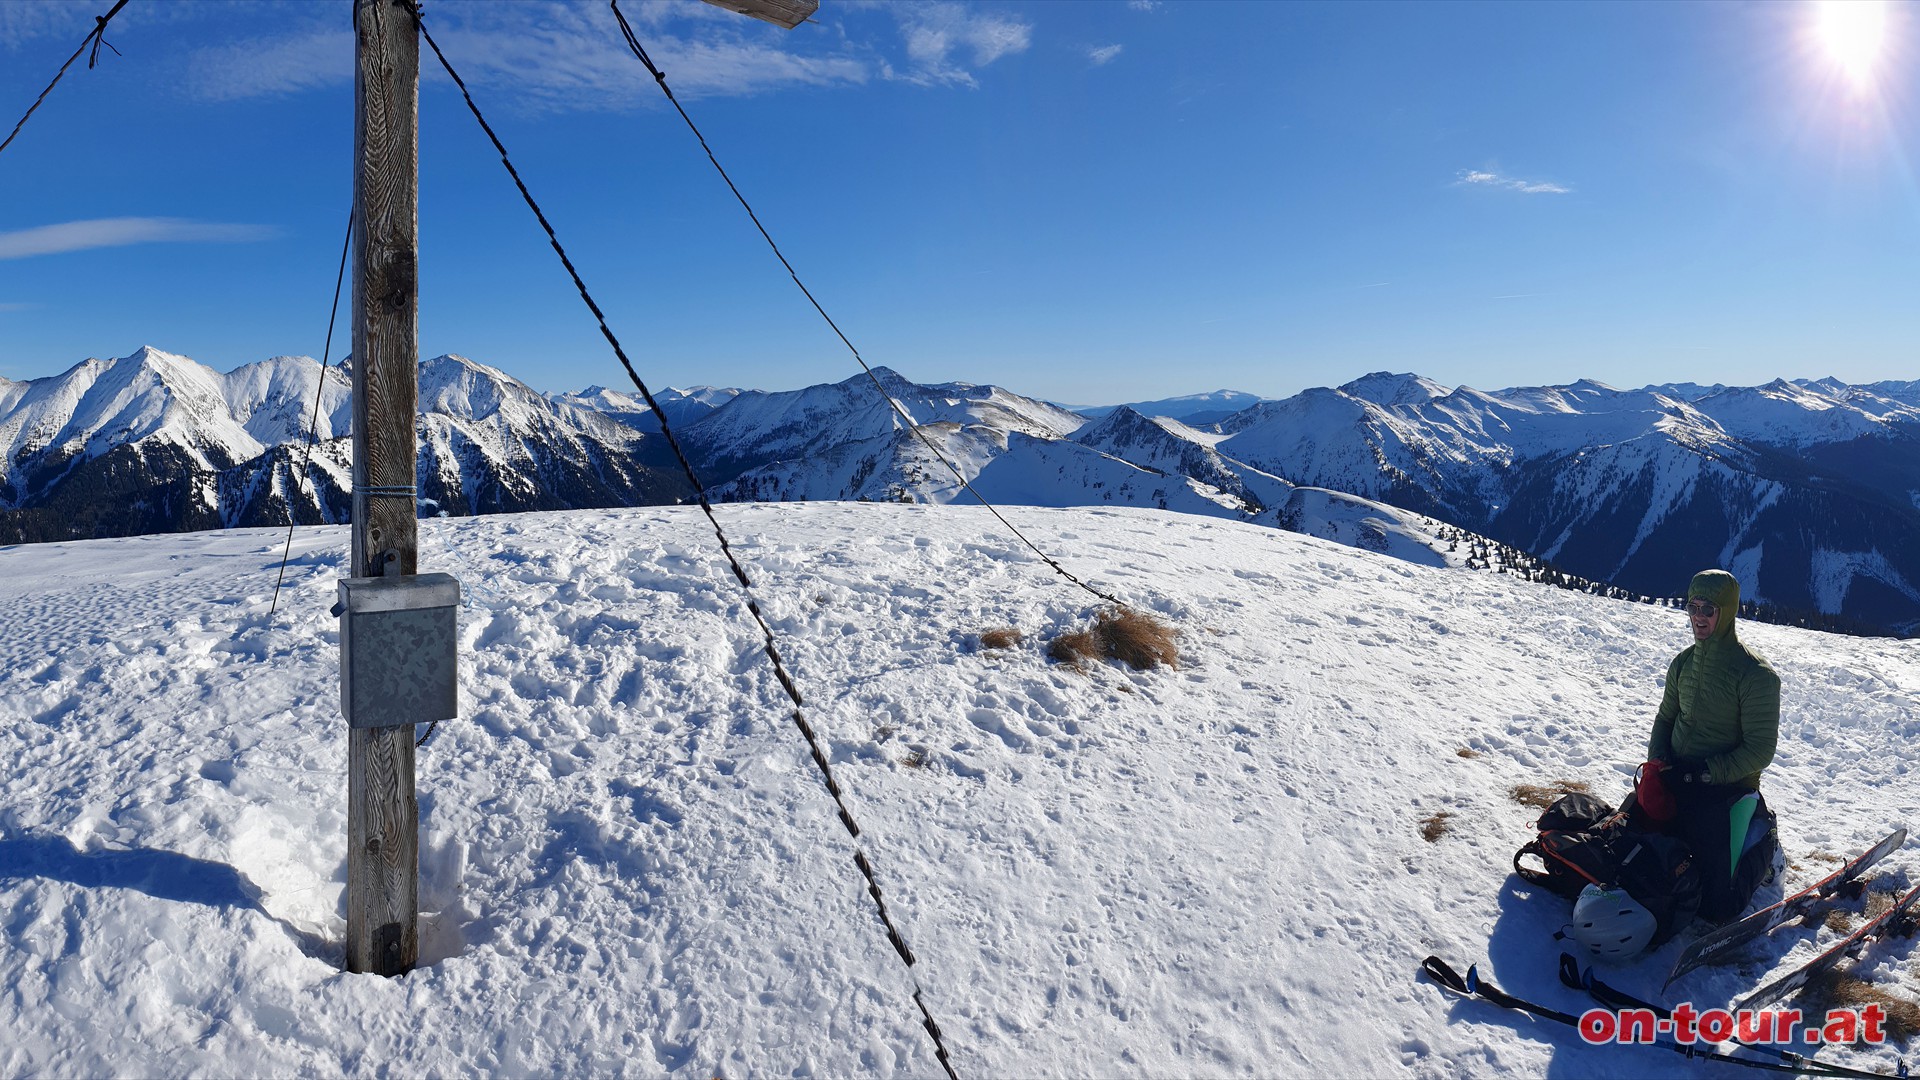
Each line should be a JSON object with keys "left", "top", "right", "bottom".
{"left": 979, "top": 627, "right": 1024, "bottom": 651}
{"left": 902, "top": 747, "right": 929, "bottom": 770}
{"left": 1865, "top": 885, "right": 1901, "bottom": 921}
{"left": 1047, "top": 628, "right": 1101, "bottom": 670}
{"left": 1509, "top": 780, "right": 1591, "bottom": 810}
{"left": 1505, "top": 772, "right": 1597, "bottom": 807}
{"left": 1456, "top": 748, "right": 1481, "bottom": 759}
{"left": 1421, "top": 812, "right": 1453, "bottom": 843}
{"left": 1048, "top": 608, "right": 1179, "bottom": 672}
{"left": 1821, "top": 877, "right": 1902, "bottom": 933}
{"left": 1812, "top": 973, "right": 1920, "bottom": 1043}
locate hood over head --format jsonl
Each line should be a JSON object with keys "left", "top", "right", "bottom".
{"left": 1688, "top": 569, "right": 1741, "bottom": 641}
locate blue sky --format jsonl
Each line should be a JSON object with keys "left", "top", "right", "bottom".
{"left": 1, "top": 0, "right": 1915, "bottom": 402}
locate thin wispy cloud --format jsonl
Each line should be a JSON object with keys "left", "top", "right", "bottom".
{"left": 888, "top": 2, "right": 1032, "bottom": 88}
{"left": 1088, "top": 44, "right": 1124, "bottom": 67}
{"left": 1457, "top": 169, "right": 1570, "bottom": 195}
{"left": 0, "top": 302, "right": 39, "bottom": 312}
{"left": 0, "top": 1, "right": 91, "bottom": 50}
{"left": 186, "top": 28, "right": 352, "bottom": 102}
{"left": 0, "top": 218, "right": 279, "bottom": 260}
{"left": 1127, "top": 1, "right": 1162, "bottom": 10}
{"left": 169, "top": 1, "right": 1022, "bottom": 108}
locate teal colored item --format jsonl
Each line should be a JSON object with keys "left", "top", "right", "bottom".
{"left": 1729, "top": 793, "right": 1760, "bottom": 879}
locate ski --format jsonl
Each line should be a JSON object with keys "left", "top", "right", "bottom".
{"left": 1560, "top": 953, "right": 1892, "bottom": 1079}
{"left": 1736, "top": 882, "right": 1920, "bottom": 1014}
{"left": 1421, "top": 955, "right": 1872, "bottom": 1076}
{"left": 1667, "top": 828, "right": 1908, "bottom": 991}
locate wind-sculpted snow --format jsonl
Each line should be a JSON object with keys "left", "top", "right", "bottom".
{"left": 1, "top": 504, "right": 1915, "bottom": 1077}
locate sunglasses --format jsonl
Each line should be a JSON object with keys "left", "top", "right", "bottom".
{"left": 1686, "top": 600, "right": 1718, "bottom": 619}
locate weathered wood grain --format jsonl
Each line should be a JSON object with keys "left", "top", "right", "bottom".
{"left": 347, "top": 725, "right": 417, "bottom": 975}
{"left": 347, "top": 0, "right": 419, "bottom": 978}
{"left": 697, "top": 0, "right": 817, "bottom": 30}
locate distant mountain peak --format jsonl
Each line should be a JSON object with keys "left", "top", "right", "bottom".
{"left": 1338, "top": 371, "right": 1452, "bottom": 406}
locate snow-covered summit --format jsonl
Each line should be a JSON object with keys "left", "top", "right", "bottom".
{"left": 1, "top": 504, "right": 1913, "bottom": 1076}
{"left": 553, "top": 383, "right": 741, "bottom": 435}
{"left": 679, "top": 366, "right": 1088, "bottom": 481}
{"left": 0, "top": 347, "right": 683, "bottom": 539}
{"left": 1339, "top": 370, "right": 1452, "bottom": 406}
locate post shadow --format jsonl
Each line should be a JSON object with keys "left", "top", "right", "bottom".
{"left": 0, "top": 832, "right": 339, "bottom": 963}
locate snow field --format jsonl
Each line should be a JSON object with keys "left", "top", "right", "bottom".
{"left": 0, "top": 503, "right": 1915, "bottom": 1077}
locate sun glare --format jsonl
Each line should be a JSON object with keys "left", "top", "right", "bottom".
{"left": 1815, "top": 0, "right": 1891, "bottom": 93}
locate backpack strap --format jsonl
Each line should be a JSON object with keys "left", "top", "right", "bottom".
{"left": 1514, "top": 840, "right": 1551, "bottom": 887}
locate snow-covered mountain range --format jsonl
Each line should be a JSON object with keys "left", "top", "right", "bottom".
{"left": 6, "top": 347, "right": 1918, "bottom": 634}
{"left": 1211, "top": 373, "right": 1920, "bottom": 634}
{"left": 0, "top": 347, "right": 686, "bottom": 544}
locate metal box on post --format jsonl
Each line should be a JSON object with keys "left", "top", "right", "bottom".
{"left": 338, "top": 573, "right": 461, "bottom": 729}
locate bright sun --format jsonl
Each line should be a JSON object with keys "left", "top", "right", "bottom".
{"left": 1815, "top": 0, "right": 1891, "bottom": 93}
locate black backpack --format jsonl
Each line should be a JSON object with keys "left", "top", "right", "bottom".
{"left": 1514, "top": 793, "right": 1702, "bottom": 948}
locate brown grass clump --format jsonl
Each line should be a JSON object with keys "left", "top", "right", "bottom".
{"left": 979, "top": 627, "right": 1024, "bottom": 651}
{"left": 1048, "top": 608, "right": 1179, "bottom": 672}
{"left": 1047, "top": 628, "right": 1101, "bottom": 670}
{"left": 1864, "top": 884, "right": 1901, "bottom": 921}
{"left": 1819, "top": 877, "right": 1901, "bottom": 934}
{"left": 1509, "top": 780, "right": 1592, "bottom": 810}
{"left": 1811, "top": 973, "right": 1920, "bottom": 1043}
{"left": 1456, "top": 748, "right": 1481, "bottom": 759}
{"left": 902, "top": 747, "right": 929, "bottom": 770}
{"left": 1421, "top": 812, "right": 1453, "bottom": 843}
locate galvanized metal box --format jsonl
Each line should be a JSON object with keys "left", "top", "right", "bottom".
{"left": 338, "top": 573, "right": 461, "bottom": 730}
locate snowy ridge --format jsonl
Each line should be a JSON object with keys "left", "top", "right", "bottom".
{"left": 548, "top": 384, "right": 740, "bottom": 435}
{"left": 7, "top": 352, "right": 1920, "bottom": 632}
{"left": 0, "top": 348, "right": 683, "bottom": 542}
{"left": 714, "top": 403, "right": 1479, "bottom": 570}
{"left": 678, "top": 366, "right": 1088, "bottom": 481}
{"left": 1, "top": 504, "right": 1915, "bottom": 1076}
{"left": 1212, "top": 373, "right": 1920, "bottom": 633}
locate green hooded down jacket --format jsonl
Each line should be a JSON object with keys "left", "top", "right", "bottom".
{"left": 1647, "top": 570, "right": 1780, "bottom": 790}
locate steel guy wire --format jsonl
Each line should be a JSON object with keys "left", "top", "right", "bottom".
{"left": 270, "top": 208, "right": 354, "bottom": 620}
{"left": 608, "top": 0, "right": 1124, "bottom": 613}
{"left": 406, "top": 7, "right": 959, "bottom": 1075}
{"left": 0, "top": 0, "right": 130, "bottom": 162}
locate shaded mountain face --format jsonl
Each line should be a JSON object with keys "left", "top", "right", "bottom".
{"left": 1216, "top": 373, "right": 1920, "bottom": 634}
{"left": 0, "top": 347, "right": 688, "bottom": 544}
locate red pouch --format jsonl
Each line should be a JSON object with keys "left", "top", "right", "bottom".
{"left": 1635, "top": 759, "right": 1676, "bottom": 824}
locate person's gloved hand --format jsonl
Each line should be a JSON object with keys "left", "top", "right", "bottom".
{"left": 1667, "top": 758, "right": 1713, "bottom": 784}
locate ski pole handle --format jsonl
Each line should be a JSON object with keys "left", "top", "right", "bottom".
{"left": 1422, "top": 955, "right": 1470, "bottom": 995}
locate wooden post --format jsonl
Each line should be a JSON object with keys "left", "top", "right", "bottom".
{"left": 348, "top": 0, "right": 420, "bottom": 978}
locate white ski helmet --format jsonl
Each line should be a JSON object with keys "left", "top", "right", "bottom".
{"left": 1564, "top": 883, "right": 1657, "bottom": 961}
